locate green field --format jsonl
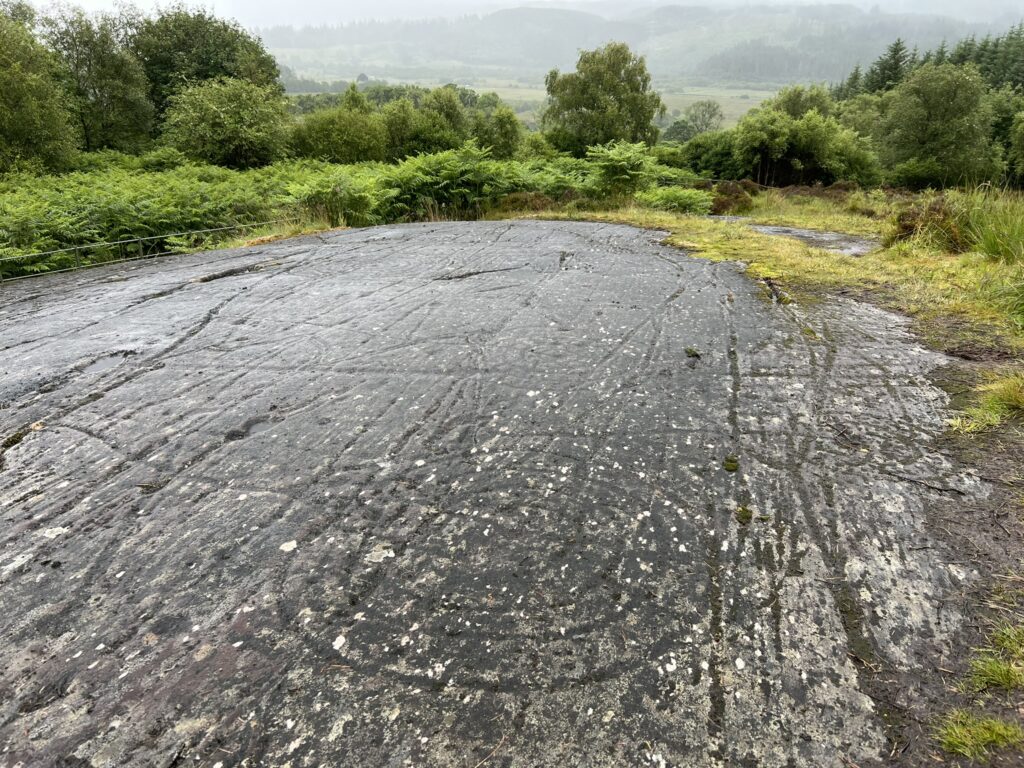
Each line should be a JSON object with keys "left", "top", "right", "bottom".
{"left": 401, "top": 79, "right": 775, "bottom": 126}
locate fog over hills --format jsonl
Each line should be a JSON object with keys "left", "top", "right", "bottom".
{"left": 261, "top": 3, "right": 1009, "bottom": 86}
{"left": 38, "top": 0, "right": 1023, "bottom": 86}
{"left": 58, "top": 0, "right": 1024, "bottom": 27}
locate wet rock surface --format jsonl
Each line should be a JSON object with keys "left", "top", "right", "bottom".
{"left": 0, "top": 221, "right": 986, "bottom": 766}
{"left": 748, "top": 224, "right": 878, "bottom": 257}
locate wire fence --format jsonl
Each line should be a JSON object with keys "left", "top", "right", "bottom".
{"left": 0, "top": 218, "right": 296, "bottom": 284}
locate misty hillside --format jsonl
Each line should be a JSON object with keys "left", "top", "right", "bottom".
{"left": 261, "top": 3, "right": 1001, "bottom": 86}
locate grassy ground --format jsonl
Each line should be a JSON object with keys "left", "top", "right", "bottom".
{"left": 513, "top": 196, "right": 1024, "bottom": 360}
{"left": 936, "top": 577, "right": 1024, "bottom": 763}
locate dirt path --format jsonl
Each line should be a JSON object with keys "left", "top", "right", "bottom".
{"left": 0, "top": 221, "right": 989, "bottom": 767}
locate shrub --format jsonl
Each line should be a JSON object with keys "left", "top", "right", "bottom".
{"left": 162, "top": 78, "right": 290, "bottom": 169}
{"left": 1011, "top": 112, "right": 1024, "bottom": 180}
{"left": 585, "top": 141, "right": 656, "bottom": 197}
{"left": 289, "top": 169, "right": 382, "bottom": 227}
{"left": 525, "top": 157, "right": 590, "bottom": 199}
{"left": 470, "top": 105, "right": 522, "bottom": 160}
{"left": 652, "top": 164, "right": 702, "bottom": 187}
{"left": 733, "top": 107, "right": 881, "bottom": 188}
{"left": 0, "top": 163, "right": 277, "bottom": 275}
{"left": 651, "top": 142, "right": 688, "bottom": 168}
{"left": 681, "top": 130, "right": 744, "bottom": 180}
{"left": 377, "top": 143, "right": 527, "bottom": 221}
{"left": 712, "top": 181, "right": 754, "bottom": 215}
{"left": 635, "top": 187, "right": 713, "bottom": 214}
{"left": 884, "top": 189, "right": 1024, "bottom": 263}
{"left": 519, "top": 132, "right": 561, "bottom": 160}
{"left": 883, "top": 194, "right": 970, "bottom": 251}
{"left": 290, "top": 108, "right": 388, "bottom": 164}
{"left": 381, "top": 98, "right": 465, "bottom": 160}
{"left": 137, "top": 147, "right": 188, "bottom": 172}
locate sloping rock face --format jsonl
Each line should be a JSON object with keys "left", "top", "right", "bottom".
{"left": 0, "top": 221, "right": 985, "bottom": 767}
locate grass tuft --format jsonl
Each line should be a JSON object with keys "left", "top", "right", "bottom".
{"left": 961, "top": 189, "right": 1024, "bottom": 264}
{"left": 950, "top": 370, "right": 1024, "bottom": 434}
{"left": 993, "top": 624, "right": 1024, "bottom": 658}
{"left": 967, "top": 655, "right": 1024, "bottom": 691}
{"left": 937, "top": 710, "right": 1024, "bottom": 759}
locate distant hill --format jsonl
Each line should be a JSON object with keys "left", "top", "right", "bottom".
{"left": 260, "top": 3, "right": 999, "bottom": 87}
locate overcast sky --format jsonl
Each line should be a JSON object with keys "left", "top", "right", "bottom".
{"left": 35, "top": 0, "right": 1024, "bottom": 28}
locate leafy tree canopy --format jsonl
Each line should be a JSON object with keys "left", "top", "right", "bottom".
{"left": 290, "top": 107, "right": 387, "bottom": 164}
{"left": 43, "top": 8, "right": 154, "bottom": 153}
{"left": 543, "top": 43, "right": 665, "bottom": 157}
{"left": 130, "top": 6, "right": 279, "bottom": 116}
{"left": 161, "top": 78, "right": 289, "bottom": 168}
{"left": 0, "top": 13, "right": 78, "bottom": 172}
{"left": 880, "top": 63, "right": 1002, "bottom": 188}
{"left": 470, "top": 105, "right": 523, "bottom": 160}
{"left": 684, "top": 100, "right": 725, "bottom": 134}
{"left": 766, "top": 84, "right": 834, "bottom": 119}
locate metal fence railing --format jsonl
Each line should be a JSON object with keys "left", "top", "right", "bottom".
{"left": 0, "top": 219, "right": 295, "bottom": 284}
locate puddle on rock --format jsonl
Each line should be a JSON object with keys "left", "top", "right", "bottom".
{"left": 748, "top": 225, "right": 878, "bottom": 256}
{"left": 708, "top": 217, "right": 878, "bottom": 257}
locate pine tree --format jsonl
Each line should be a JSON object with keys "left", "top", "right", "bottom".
{"left": 864, "top": 39, "right": 911, "bottom": 92}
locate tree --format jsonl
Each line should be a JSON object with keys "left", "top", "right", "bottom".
{"left": 341, "top": 83, "right": 372, "bottom": 114}
{"left": 470, "top": 105, "right": 522, "bottom": 160}
{"left": 422, "top": 87, "right": 469, "bottom": 139}
{"left": 542, "top": 42, "right": 665, "bottom": 157}
{"left": 836, "top": 92, "right": 889, "bottom": 141}
{"left": 161, "top": 78, "right": 288, "bottom": 168}
{"left": 290, "top": 107, "right": 387, "bottom": 164}
{"left": 381, "top": 98, "right": 463, "bottom": 160}
{"left": 767, "top": 84, "right": 834, "bottom": 119}
{"left": 1010, "top": 112, "right": 1024, "bottom": 179}
{"left": 662, "top": 118, "right": 697, "bottom": 143}
{"left": 880, "top": 63, "right": 1002, "bottom": 188}
{"left": 985, "top": 85, "right": 1024, "bottom": 164}
{"left": 864, "top": 39, "right": 912, "bottom": 92}
{"left": 835, "top": 64, "right": 863, "bottom": 100}
{"left": 130, "top": 6, "right": 279, "bottom": 116}
{"left": 0, "top": 0, "right": 34, "bottom": 25}
{"left": 0, "top": 13, "right": 78, "bottom": 172}
{"left": 732, "top": 107, "right": 880, "bottom": 187}
{"left": 663, "top": 118, "right": 696, "bottom": 143}
{"left": 43, "top": 8, "right": 153, "bottom": 152}
{"left": 684, "top": 100, "right": 724, "bottom": 134}
{"left": 680, "top": 130, "right": 745, "bottom": 180}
